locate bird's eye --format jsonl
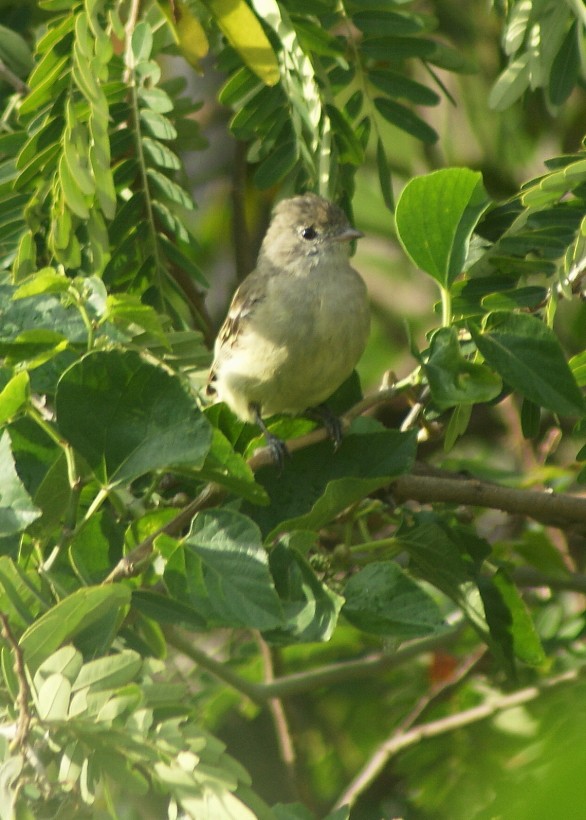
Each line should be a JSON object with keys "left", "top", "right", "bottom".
{"left": 301, "top": 226, "right": 318, "bottom": 240}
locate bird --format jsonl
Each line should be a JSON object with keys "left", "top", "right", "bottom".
{"left": 205, "top": 192, "right": 370, "bottom": 467}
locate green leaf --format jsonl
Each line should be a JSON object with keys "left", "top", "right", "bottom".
{"left": 157, "top": 233, "right": 208, "bottom": 287}
{"left": 570, "top": 350, "right": 586, "bottom": 387}
{"left": 19, "top": 56, "right": 69, "bottom": 117}
{"left": 19, "top": 585, "right": 131, "bottom": 673}
{"left": 424, "top": 327, "right": 502, "bottom": 409}
{"left": 146, "top": 168, "right": 193, "bottom": 209}
{"left": 342, "top": 562, "right": 444, "bottom": 638}
{"left": 131, "top": 590, "right": 207, "bottom": 630}
{"left": 375, "top": 97, "right": 438, "bottom": 143}
{"left": 141, "top": 137, "right": 181, "bottom": 170}
{"left": 199, "top": 425, "right": 268, "bottom": 505}
{"left": 104, "top": 294, "right": 168, "bottom": 343}
{"left": 159, "top": 0, "right": 209, "bottom": 70}
{"left": 469, "top": 313, "right": 585, "bottom": 417}
{"left": 482, "top": 569, "right": 546, "bottom": 667}
{"left": 55, "top": 350, "right": 212, "bottom": 486}
{"left": 218, "top": 66, "right": 263, "bottom": 107}
{"left": 480, "top": 287, "right": 547, "bottom": 311}
{"left": 520, "top": 398, "right": 540, "bottom": 439}
{"left": 37, "top": 673, "right": 72, "bottom": 720}
{"left": 376, "top": 138, "right": 394, "bottom": 210}
{"left": 13, "top": 268, "right": 70, "bottom": 299}
{"left": 265, "top": 540, "right": 343, "bottom": 643}
{"left": 327, "top": 105, "right": 364, "bottom": 165}
{"left": 138, "top": 87, "right": 174, "bottom": 114}
{"left": 72, "top": 650, "right": 142, "bottom": 691}
{"left": 0, "top": 430, "right": 41, "bottom": 536}
{"left": 254, "top": 141, "right": 299, "bottom": 189}
{"left": 0, "top": 556, "right": 46, "bottom": 630}
{"left": 0, "top": 24, "right": 34, "bottom": 78}
{"left": 34, "top": 646, "right": 83, "bottom": 690}
{"left": 398, "top": 519, "right": 493, "bottom": 638}
{"left": 210, "top": 0, "right": 280, "bottom": 86}
{"left": 140, "top": 110, "right": 178, "bottom": 141}
{"left": 354, "top": 10, "right": 424, "bottom": 36}
{"left": 489, "top": 54, "right": 530, "bottom": 112}
{"left": 247, "top": 425, "right": 417, "bottom": 538}
{"left": 395, "top": 168, "right": 490, "bottom": 288}
{"left": 0, "top": 371, "right": 29, "bottom": 424}
{"left": 549, "top": 20, "right": 580, "bottom": 106}
{"left": 68, "top": 509, "right": 125, "bottom": 584}
{"left": 165, "top": 509, "right": 283, "bottom": 630}
{"left": 59, "top": 154, "right": 90, "bottom": 219}
{"left": 131, "top": 21, "right": 153, "bottom": 65}
{"left": 361, "top": 35, "right": 436, "bottom": 60}
{"left": 369, "top": 68, "right": 440, "bottom": 106}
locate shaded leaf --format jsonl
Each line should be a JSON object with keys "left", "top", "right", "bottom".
{"left": 20, "top": 585, "right": 131, "bottom": 673}
{"left": 165, "top": 509, "right": 283, "bottom": 630}
{"left": 55, "top": 350, "right": 212, "bottom": 486}
{"left": 266, "top": 541, "right": 343, "bottom": 644}
{"left": 374, "top": 97, "right": 437, "bottom": 143}
{"left": 470, "top": 313, "right": 585, "bottom": 417}
{"left": 247, "top": 425, "right": 417, "bottom": 538}
{"left": 0, "top": 430, "right": 41, "bottom": 536}
{"left": 343, "top": 561, "right": 444, "bottom": 637}
{"left": 424, "top": 327, "right": 502, "bottom": 409}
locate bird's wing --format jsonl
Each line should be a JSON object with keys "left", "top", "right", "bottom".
{"left": 205, "top": 270, "right": 268, "bottom": 397}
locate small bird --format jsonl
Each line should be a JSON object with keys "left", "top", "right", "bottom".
{"left": 206, "top": 192, "right": 370, "bottom": 466}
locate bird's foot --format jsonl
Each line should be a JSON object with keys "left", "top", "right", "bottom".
{"left": 304, "top": 404, "right": 344, "bottom": 450}
{"left": 250, "top": 403, "right": 290, "bottom": 471}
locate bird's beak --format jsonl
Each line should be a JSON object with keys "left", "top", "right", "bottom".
{"left": 334, "top": 227, "right": 364, "bottom": 243}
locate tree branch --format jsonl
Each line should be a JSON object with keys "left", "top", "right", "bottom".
{"left": 334, "top": 666, "right": 582, "bottom": 810}
{"left": 164, "top": 621, "right": 463, "bottom": 703}
{"left": 334, "top": 646, "right": 486, "bottom": 809}
{"left": 0, "top": 613, "right": 32, "bottom": 751}
{"left": 392, "top": 470, "right": 586, "bottom": 529}
{"left": 0, "top": 59, "right": 29, "bottom": 94}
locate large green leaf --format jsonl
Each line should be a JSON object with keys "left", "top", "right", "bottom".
{"left": 164, "top": 509, "right": 283, "bottom": 630}
{"left": 480, "top": 569, "right": 545, "bottom": 667}
{"left": 470, "top": 313, "right": 585, "bottom": 417}
{"left": 342, "top": 562, "right": 444, "bottom": 638}
{"left": 395, "top": 168, "right": 490, "bottom": 288}
{"left": 55, "top": 350, "right": 212, "bottom": 486}
{"left": 397, "top": 518, "right": 491, "bottom": 642}
{"left": 424, "top": 327, "right": 502, "bottom": 409}
{"left": 19, "top": 585, "right": 131, "bottom": 673}
{"left": 247, "top": 424, "right": 417, "bottom": 539}
{"left": 266, "top": 539, "right": 343, "bottom": 643}
{"left": 0, "top": 430, "right": 41, "bottom": 536}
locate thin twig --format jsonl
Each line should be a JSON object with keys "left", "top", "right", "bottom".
{"left": 257, "top": 635, "right": 300, "bottom": 799}
{"left": 0, "top": 59, "right": 29, "bottom": 94}
{"left": 123, "top": 0, "right": 142, "bottom": 83}
{"left": 334, "top": 646, "right": 486, "bottom": 809}
{"left": 0, "top": 614, "right": 32, "bottom": 751}
{"left": 164, "top": 621, "right": 463, "bottom": 703}
{"left": 334, "top": 666, "right": 582, "bottom": 810}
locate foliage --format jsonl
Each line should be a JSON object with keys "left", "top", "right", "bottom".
{"left": 0, "top": 0, "right": 585, "bottom": 817}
